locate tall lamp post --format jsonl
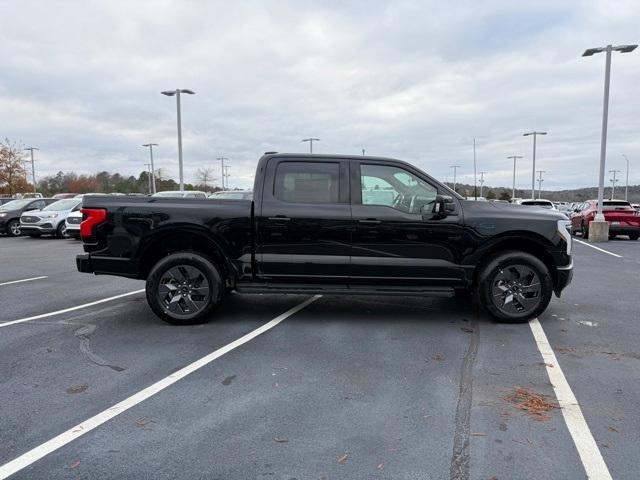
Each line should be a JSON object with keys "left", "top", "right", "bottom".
{"left": 161, "top": 89, "right": 195, "bottom": 191}
{"left": 536, "top": 170, "right": 546, "bottom": 199}
{"left": 142, "top": 143, "right": 158, "bottom": 194}
{"left": 609, "top": 169, "right": 621, "bottom": 200}
{"left": 508, "top": 155, "right": 523, "bottom": 201}
{"left": 24, "top": 146, "right": 38, "bottom": 193}
{"left": 479, "top": 171, "right": 486, "bottom": 197}
{"left": 144, "top": 163, "right": 152, "bottom": 194}
{"left": 622, "top": 154, "right": 630, "bottom": 201}
{"left": 302, "top": 137, "right": 320, "bottom": 154}
{"left": 450, "top": 165, "right": 461, "bottom": 193}
{"left": 582, "top": 44, "right": 637, "bottom": 236}
{"left": 217, "top": 157, "right": 228, "bottom": 190}
{"left": 523, "top": 131, "right": 547, "bottom": 199}
{"left": 224, "top": 165, "right": 231, "bottom": 189}
{"left": 473, "top": 138, "right": 477, "bottom": 199}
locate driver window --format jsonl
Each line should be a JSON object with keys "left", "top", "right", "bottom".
{"left": 360, "top": 164, "right": 437, "bottom": 214}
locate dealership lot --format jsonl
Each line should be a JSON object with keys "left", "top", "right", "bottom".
{"left": 1, "top": 237, "right": 639, "bottom": 479}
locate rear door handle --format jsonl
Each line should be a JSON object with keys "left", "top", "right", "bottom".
{"left": 358, "top": 219, "right": 381, "bottom": 225}
{"left": 268, "top": 216, "right": 291, "bottom": 222}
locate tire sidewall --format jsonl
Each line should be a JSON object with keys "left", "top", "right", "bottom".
{"left": 478, "top": 251, "right": 553, "bottom": 323}
{"left": 146, "top": 252, "right": 223, "bottom": 325}
{"left": 7, "top": 219, "right": 20, "bottom": 237}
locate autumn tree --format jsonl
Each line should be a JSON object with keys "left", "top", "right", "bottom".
{"left": 0, "top": 138, "right": 31, "bottom": 195}
{"left": 196, "top": 167, "right": 217, "bottom": 191}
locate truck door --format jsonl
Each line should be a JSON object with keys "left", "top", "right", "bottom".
{"left": 255, "top": 158, "right": 351, "bottom": 282}
{"left": 350, "top": 161, "right": 465, "bottom": 286}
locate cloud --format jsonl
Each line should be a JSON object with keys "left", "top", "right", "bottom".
{"left": 0, "top": 0, "right": 638, "bottom": 191}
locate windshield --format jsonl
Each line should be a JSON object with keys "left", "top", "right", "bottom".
{"left": 603, "top": 201, "right": 633, "bottom": 211}
{"left": 0, "top": 199, "right": 33, "bottom": 210}
{"left": 522, "top": 201, "right": 554, "bottom": 209}
{"left": 43, "top": 199, "right": 79, "bottom": 211}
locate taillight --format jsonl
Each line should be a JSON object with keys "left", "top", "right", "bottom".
{"left": 80, "top": 208, "right": 107, "bottom": 239}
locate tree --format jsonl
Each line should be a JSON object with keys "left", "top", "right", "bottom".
{"left": 196, "top": 167, "right": 217, "bottom": 191}
{"left": 499, "top": 191, "right": 511, "bottom": 202}
{"left": 0, "top": 138, "right": 31, "bottom": 195}
{"left": 486, "top": 189, "right": 496, "bottom": 200}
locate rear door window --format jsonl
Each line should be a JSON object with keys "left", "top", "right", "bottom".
{"left": 274, "top": 162, "right": 340, "bottom": 204}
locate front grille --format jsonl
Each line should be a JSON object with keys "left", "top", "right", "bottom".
{"left": 66, "top": 216, "right": 81, "bottom": 224}
{"left": 41, "top": 223, "right": 53, "bottom": 229}
{"left": 21, "top": 216, "right": 40, "bottom": 223}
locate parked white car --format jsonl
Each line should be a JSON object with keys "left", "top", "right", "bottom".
{"left": 64, "top": 209, "right": 83, "bottom": 239}
{"left": 19, "top": 198, "right": 81, "bottom": 238}
{"left": 152, "top": 191, "right": 208, "bottom": 199}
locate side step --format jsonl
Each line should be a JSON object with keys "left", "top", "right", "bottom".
{"left": 235, "top": 283, "right": 455, "bottom": 298}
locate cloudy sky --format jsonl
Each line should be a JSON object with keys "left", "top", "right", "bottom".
{"left": 1, "top": 0, "right": 639, "bottom": 191}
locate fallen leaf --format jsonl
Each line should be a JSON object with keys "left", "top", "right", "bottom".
{"left": 68, "top": 460, "right": 80, "bottom": 469}
{"left": 377, "top": 463, "right": 384, "bottom": 470}
{"left": 66, "top": 384, "right": 88, "bottom": 395}
{"left": 337, "top": 454, "right": 348, "bottom": 463}
{"left": 607, "top": 426, "right": 618, "bottom": 433}
{"left": 503, "top": 386, "right": 558, "bottom": 421}
{"left": 471, "top": 432, "right": 487, "bottom": 436}
{"left": 273, "top": 437, "right": 289, "bottom": 443}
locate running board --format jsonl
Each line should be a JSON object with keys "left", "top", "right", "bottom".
{"left": 235, "top": 283, "right": 455, "bottom": 297}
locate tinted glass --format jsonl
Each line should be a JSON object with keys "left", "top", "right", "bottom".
{"left": 603, "top": 201, "right": 633, "bottom": 211}
{"left": 360, "top": 164, "right": 437, "bottom": 214}
{"left": 274, "top": 162, "right": 339, "bottom": 204}
{"left": 43, "top": 199, "right": 80, "bottom": 211}
{"left": 0, "top": 199, "right": 32, "bottom": 210}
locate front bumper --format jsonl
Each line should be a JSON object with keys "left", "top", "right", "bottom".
{"left": 554, "top": 258, "right": 573, "bottom": 297}
{"left": 19, "top": 224, "right": 56, "bottom": 234}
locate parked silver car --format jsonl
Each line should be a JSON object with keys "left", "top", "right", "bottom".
{"left": 19, "top": 198, "right": 82, "bottom": 238}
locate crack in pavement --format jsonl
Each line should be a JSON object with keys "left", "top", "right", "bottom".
{"left": 73, "top": 324, "right": 126, "bottom": 372}
{"left": 449, "top": 319, "right": 479, "bottom": 480}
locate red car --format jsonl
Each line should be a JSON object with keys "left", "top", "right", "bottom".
{"left": 570, "top": 199, "right": 640, "bottom": 240}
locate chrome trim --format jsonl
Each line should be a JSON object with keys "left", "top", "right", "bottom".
{"left": 557, "top": 259, "right": 573, "bottom": 271}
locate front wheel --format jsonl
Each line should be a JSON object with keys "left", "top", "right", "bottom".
{"left": 476, "top": 251, "right": 553, "bottom": 323}
{"left": 56, "top": 221, "right": 67, "bottom": 239}
{"left": 6, "top": 220, "right": 21, "bottom": 237}
{"left": 581, "top": 222, "right": 589, "bottom": 238}
{"left": 146, "top": 252, "right": 224, "bottom": 325}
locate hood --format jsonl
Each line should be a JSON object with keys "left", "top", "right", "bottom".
{"left": 461, "top": 199, "right": 567, "bottom": 221}
{"left": 21, "top": 209, "right": 73, "bottom": 219}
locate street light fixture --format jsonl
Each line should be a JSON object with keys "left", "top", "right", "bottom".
{"left": 507, "top": 155, "right": 523, "bottom": 201}
{"left": 23, "top": 147, "right": 39, "bottom": 193}
{"left": 142, "top": 143, "right": 158, "bottom": 194}
{"left": 523, "top": 132, "right": 547, "bottom": 199}
{"left": 302, "top": 138, "right": 320, "bottom": 154}
{"left": 161, "top": 89, "right": 195, "bottom": 191}
{"left": 609, "top": 169, "right": 621, "bottom": 200}
{"left": 536, "top": 170, "right": 546, "bottom": 199}
{"left": 449, "top": 165, "right": 461, "bottom": 193}
{"left": 582, "top": 44, "right": 637, "bottom": 233}
{"left": 622, "top": 154, "right": 630, "bottom": 201}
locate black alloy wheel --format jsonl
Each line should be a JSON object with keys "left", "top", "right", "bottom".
{"left": 477, "top": 251, "right": 553, "bottom": 323}
{"left": 7, "top": 220, "right": 21, "bottom": 237}
{"left": 146, "top": 252, "right": 223, "bottom": 325}
{"left": 581, "top": 222, "right": 589, "bottom": 238}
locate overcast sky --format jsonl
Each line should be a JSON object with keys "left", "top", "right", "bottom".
{"left": 1, "top": 0, "right": 639, "bottom": 191}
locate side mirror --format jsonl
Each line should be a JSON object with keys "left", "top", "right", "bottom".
{"left": 429, "top": 194, "right": 453, "bottom": 218}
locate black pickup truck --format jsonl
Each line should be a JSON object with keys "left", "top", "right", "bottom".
{"left": 77, "top": 153, "right": 573, "bottom": 324}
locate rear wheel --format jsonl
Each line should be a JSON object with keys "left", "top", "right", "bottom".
{"left": 146, "top": 252, "right": 224, "bottom": 325}
{"left": 476, "top": 251, "right": 553, "bottom": 323}
{"left": 581, "top": 222, "right": 589, "bottom": 238}
{"left": 6, "top": 219, "right": 21, "bottom": 237}
{"left": 56, "top": 222, "right": 67, "bottom": 239}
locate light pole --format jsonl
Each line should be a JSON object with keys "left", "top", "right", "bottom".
{"left": 479, "top": 171, "right": 486, "bottom": 197}
{"left": 224, "top": 165, "right": 231, "bottom": 189}
{"left": 622, "top": 154, "right": 630, "bottom": 201}
{"left": 582, "top": 44, "right": 637, "bottom": 226}
{"left": 362, "top": 148, "right": 365, "bottom": 156}
{"left": 450, "top": 165, "right": 461, "bottom": 193}
{"left": 523, "top": 132, "right": 547, "bottom": 199}
{"left": 161, "top": 89, "right": 195, "bottom": 191}
{"left": 23, "top": 147, "right": 38, "bottom": 192}
{"left": 536, "top": 170, "right": 546, "bottom": 199}
{"left": 144, "top": 163, "right": 152, "bottom": 194}
{"left": 302, "top": 138, "right": 320, "bottom": 154}
{"left": 473, "top": 138, "right": 477, "bottom": 199}
{"left": 609, "top": 169, "right": 621, "bottom": 199}
{"left": 142, "top": 143, "right": 158, "bottom": 194}
{"left": 217, "top": 157, "right": 228, "bottom": 189}
{"left": 508, "top": 155, "right": 523, "bottom": 201}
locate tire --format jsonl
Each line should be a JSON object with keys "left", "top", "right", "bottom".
{"left": 28, "top": 233, "right": 41, "bottom": 238}
{"left": 630, "top": 233, "right": 639, "bottom": 241}
{"left": 146, "top": 252, "right": 224, "bottom": 325}
{"left": 56, "top": 222, "right": 67, "bottom": 239}
{"left": 6, "top": 219, "right": 21, "bottom": 237}
{"left": 476, "top": 251, "right": 553, "bottom": 323}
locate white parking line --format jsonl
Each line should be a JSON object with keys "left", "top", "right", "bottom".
{"left": 529, "top": 318, "right": 612, "bottom": 480}
{"left": 0, "top": 276, "right": 48, "bottom": 287}
{"left": 0, "top": 294, "right": 320, "bottom": 479}
{"left": 574, "top": 239, "right": 622, "bottom": 258}
{"left": 0, "top": 290, "right": 145, "bottom": 328}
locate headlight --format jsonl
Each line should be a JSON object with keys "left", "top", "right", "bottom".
{"left": 557, "top": 219, "right": 572, "bottom": 255}
{"left": 0, "top": 213, "right": 6, "bottom": 217}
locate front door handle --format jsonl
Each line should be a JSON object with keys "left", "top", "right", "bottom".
{"left": 358, "top": 219, "right": 381, "bottom": 225}
{"left": 268, "top": 215, "right": 291, "bottom": 222}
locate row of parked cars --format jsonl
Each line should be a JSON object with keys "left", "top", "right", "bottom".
{"left": 0, "top": 190, "right": 255, "bottom": 238}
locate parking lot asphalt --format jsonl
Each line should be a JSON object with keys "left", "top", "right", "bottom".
{"left": 1, "top": 235, "right": 639, "bottom": 479}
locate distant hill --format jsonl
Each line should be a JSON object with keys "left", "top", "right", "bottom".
{"left": 450, "top": 183, "right": 640, "bottom": 203}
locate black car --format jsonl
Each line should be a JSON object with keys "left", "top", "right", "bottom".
{"left": 77, "top": 153, "right": 572, "bottom": 325}
{"left": 0, "top": 198, "right": 58, "bottom": 236}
